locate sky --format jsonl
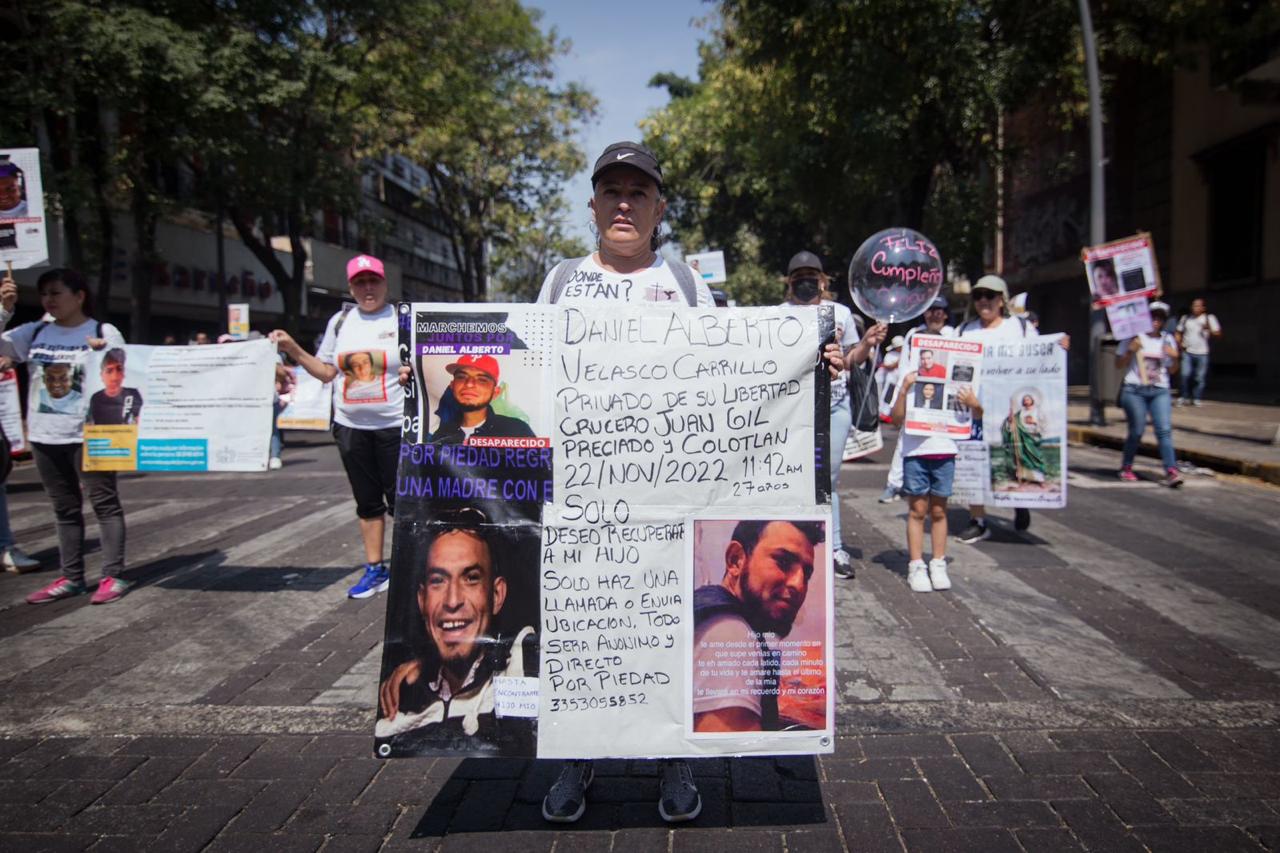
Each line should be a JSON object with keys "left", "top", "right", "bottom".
{"left": 528, "top": 1, "right": 710, "bottom": 243}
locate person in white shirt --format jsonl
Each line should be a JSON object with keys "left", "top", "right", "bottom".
{"left": 1117, "top": 301, "right": 1182, "bottom": 487}
{"left": 1175, "top": 298, "right": 1221, "bottom": 406}
{"left": 781, "top": 250, "right": 886, "bottom": 579}
{"left": 271, "top": 254, "right": 403, "bottom": 600}
{"left": 1, "top": 269, "right": 131, "bottom": 605}
{"left": 953, "top": 276, "right": 1069, "bottom": 543}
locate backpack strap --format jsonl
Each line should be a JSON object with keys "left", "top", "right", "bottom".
{"left": 1019, "top": 316, "right": 1029, "bottom": 337}
{"left": 668, "top": 260, "right": 701, "bottom": 307}
{"left": 96, "top": 321, "right": 103, "bottom": 339}
{"left": 31, "top": 320, "right": 49, "bottom": 344}
{"left": 547, "top": 257, "right": 584, "bottom": 304}
{"left": 332, "top": 303, "right": 357, "bottom": 338}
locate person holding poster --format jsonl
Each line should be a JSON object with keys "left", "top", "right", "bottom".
{"left": 0, "top": 269, "right": 132, "bottom": 604}
{"left": 953, "top": 276, "right": 1068, "bottom": 542}
{"left": 1116, "top": 302, "right": 1183, "bottom": 487}
{"left": 781, "top": 250, "right": 885, "bottom": 580}
{"left": 890, "top": 357, "right": 982, "bottom": 592}
{"left": 271, "top": 254, "right": 403, "bottom": 600}
{"left": 881, "top": 297, "right": 955, "bottom": 504}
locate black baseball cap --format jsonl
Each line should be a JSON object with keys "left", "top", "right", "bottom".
{"left": 591, "top": 141, "right": 663, "bottom": 188}
{"left": 927, "top": 296, "right": 950, "bottom": 311}
{"left": 787, "top": 251, "right": 824, "bottom": 275}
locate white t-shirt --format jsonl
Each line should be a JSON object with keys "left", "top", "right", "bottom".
{"left": 536, "top": 254, "right": 714, "bottom": 307}
{"left": 0, "top": 314, "right": 126, "bottom": 444}
{"left": 692, "top": 612, "right": 765, "bottom": 720}
{"left": 893, "top": 323, "right": 961, "bottom": 457}
{"left": 1121, "top": 332, "right": 1177, "bottom": 388}
{"left": 1177, "top": 313, "right": 1220, "bottom": 356}
{"left": 315, "top": 304, "right": 403, "bottom": 430}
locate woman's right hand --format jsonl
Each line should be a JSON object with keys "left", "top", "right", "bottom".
{"left": 397, "top": 365, "right": 413, "bottom": 387}
{"left": 0, "top": 274, "right": 17, "bottom": 312}
{"left": 268, "top": 330, "right": 300, "bottom": 358}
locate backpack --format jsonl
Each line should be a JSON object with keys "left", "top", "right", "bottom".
{"left": 544, "top": 256, "right": 701, "bottom": 306}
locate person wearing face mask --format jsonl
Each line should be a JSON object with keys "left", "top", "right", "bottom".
{"left": 782, "top": 251, "right": 886, "bottom": 579}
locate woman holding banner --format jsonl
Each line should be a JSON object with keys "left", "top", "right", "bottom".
{"left": 271, "top": 254, "right": 403, "bottom": 600}
{"left": 1115, "top": 301, "right": 1183, "bottom": 487}
{"left": 0, "top": 268, "right": 131, "bottom": 604}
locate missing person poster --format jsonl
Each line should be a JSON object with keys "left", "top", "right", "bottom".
{"left": 377, "top": 303, "right": 834, "bottom": 760}
{"left": 0, "top": 148, "right": 48, "bottom": 269}
{"left": 81, "top": 339, "right": 276, "bottom": 472}
{"left": 1105, "top": 293, "right": 1153, "bottom": 339}
{"left": 276, "top": 365, "right": 331, "bottom": 430}
{"left": 1082, "top": 233, "right": 1160, "bottom": 309}
{"left": 902, "top": 335, "right": 983, "bottom": 439}
{"left": 980, "top": 334, "right": 1067, "bottom": 509}
{"left": 0, "top": 367, "right": 25, "bottom": 453}
{"left": 684, "top": 250, "right": 727, "bottom": 285}
{"left": 228, "top": 303, "right": 250, "bottom": 340}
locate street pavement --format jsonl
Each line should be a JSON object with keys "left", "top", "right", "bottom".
{"left": 1, "top": 430, "right": 1279, "bottom": 852}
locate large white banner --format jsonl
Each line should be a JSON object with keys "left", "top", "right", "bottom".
{"left": 0, "top": 148, "right": 48, "bottom": 270}
{"left": 980, "top": 334, "right": 1068, "bottom": 509}
{"left": 376, "top": 303, "right": 835, "bottom": 759}
{"left": 81, "top": 340, "right": 276, "bottom": 472}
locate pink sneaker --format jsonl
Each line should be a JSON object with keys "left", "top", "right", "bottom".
{"left": 1118, "top": 467, "right": 1138, "bottom": 482}
{"left": 1162, "top": 468, "right": 1184, "bottom": 489}
{"left": 90, "top": 577, "right": 132, "bottom": 605}
{"left": 26, "top": 577, "right": 87, "bottom": 605}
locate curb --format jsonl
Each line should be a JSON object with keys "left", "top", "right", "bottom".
{"left": 1068, "top": 426, "right": 1280, "bottom": 486}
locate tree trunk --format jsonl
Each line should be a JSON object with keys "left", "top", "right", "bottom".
{"left": 129, "top": 191, "right": 157, "bottom": 341}
{"left": 228, "top": 206, "right": 304, "bottom": 336}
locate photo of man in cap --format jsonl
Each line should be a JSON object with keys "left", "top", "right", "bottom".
{"left": 375, "top": 508, "right": 537, "bottom": 755}
{"left": 427, "top": 354, "right": 535, "bottom": 445}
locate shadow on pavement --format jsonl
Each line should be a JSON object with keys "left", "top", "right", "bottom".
{"left": 411, "top": 756, "right": 826, "bottom": 835}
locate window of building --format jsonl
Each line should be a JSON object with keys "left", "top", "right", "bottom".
{"left": 1206, "top": 139, "right": 1265, "bottom": 286}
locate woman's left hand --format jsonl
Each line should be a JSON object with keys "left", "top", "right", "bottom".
{"left": 86, "top": 337, "right": 108, "bottom": 350}
{"left": 823, "top": 342, "right": 843, "bottom": 379}
{"left": 1058, "top": 334, "right": 1071, "bottom": 351}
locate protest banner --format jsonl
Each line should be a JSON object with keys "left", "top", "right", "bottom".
{"left": 902, "top": 335, "right": 983, "bottom": 439}
{"left": 377, "top": 303, "right": 834, "bottom": 760}
{"left": 843, "top": 426, "right": 883, "bottom": 461}
{"left": 980, "top": 334, "right": 1067, "bottom": 509}
{"left": 276, "top": 365, "right": 331, "bottom": 430}
{"left": 228, "top": 303, "right": 250, "bottom": 340}
{"left": 951, "top": 440, "right": 988, "bottom": 506}
{"left": 684, "top": 250, "right": 727, "bottom": 285}
{"left": 1105, "top": 293, "right": 1153, "bottom": 339}
{"left": 1081, "top": 233, "right": 1160, "bottom": 309}
{"left": 0, "top": 148, "right": 48, "bottom": 271}
{"left": 0, "top": 367, "right": 25, "bottom": 453}
{"left": 81, "top": 339, "right": 276, "bottom": 472}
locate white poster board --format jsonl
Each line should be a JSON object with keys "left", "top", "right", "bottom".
{"left": 1082, "top": 233, "right": 1160, "bottom": 309}
{"left": 903, "top": 335, "right": 983, "bottom": 439}
{"left": 276, "top": 366, "right": 331, "bottom": 430}
{"left": 81, "top": 340, "right": 276, "bottom": 472}
{"left": 0, "top": 148, "right": 48, "bottom": 270}
{"left": 684, "top": 250, "right": 727, "bottom": 285}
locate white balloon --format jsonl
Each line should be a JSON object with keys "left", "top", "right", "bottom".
{"left": 848, "top": 228, "right": 944, "bottom": 323}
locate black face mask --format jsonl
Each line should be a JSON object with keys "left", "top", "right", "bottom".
{"left": 791, "top": 277, "right": 821, "bottom": 302}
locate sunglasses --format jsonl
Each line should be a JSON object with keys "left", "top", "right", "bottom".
{"left": 972, "top": 289, "right": 1001, "bottom": 301}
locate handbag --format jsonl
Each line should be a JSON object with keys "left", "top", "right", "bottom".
{"left": 846, "top": 358, "right": 881, "bottom": 433}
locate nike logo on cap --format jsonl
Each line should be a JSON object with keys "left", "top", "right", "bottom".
{"left": 616, "top": 152, "right": 636, "bottom": 160}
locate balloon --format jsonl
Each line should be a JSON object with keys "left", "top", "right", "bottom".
{"left": 848, "top": 228, "right": 944, "bottom": 323}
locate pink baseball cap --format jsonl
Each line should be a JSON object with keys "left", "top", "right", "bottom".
{"left": 346, "top": 254, "right": 386, "bottom": 282}
{"left": 446, "top": 354, "right": 500, "bottom": 383}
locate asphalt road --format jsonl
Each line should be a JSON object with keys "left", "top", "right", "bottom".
{"left": 0, "top": 430, "right": 1277, "bottom": 852}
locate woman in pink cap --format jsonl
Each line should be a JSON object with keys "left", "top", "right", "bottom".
{"left": 271, "top": 254, "right": 403, "bottom": 599}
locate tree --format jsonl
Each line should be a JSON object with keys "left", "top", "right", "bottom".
{"left": 489, "top": 198, "right": 588, "bottom": 302}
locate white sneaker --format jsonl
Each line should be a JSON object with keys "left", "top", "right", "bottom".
{"left": 1, "top": 546, "right": 40, "bottom": 573}
{"left": 268, "top": 457, "right": 283, "bottom": 470}
{"left": 907, "top": 560, "right": 932, "bottom": 593}
{"left": 928, "top": 558, "right": 951, "bottom": 590}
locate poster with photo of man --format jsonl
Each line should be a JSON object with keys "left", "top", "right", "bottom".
{"left": 902, "top": 335, "right": 983, "bottom": 439}
{"left": 1081, "top": 233, "right": 1160, "bottom": 309}
{"left": 0, "top": 148, "right": 48, "bottom": 268}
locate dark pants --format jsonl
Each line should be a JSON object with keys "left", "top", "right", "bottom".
{"left": 31, "top": 442, "right": 126, "bottom": 583}
{"left": 332, "top": 424, "right": 400, "bottom": 519}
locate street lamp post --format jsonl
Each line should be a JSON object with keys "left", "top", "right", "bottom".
{"left": 1079, "top": 0, "right": 1108, "bottom": 426}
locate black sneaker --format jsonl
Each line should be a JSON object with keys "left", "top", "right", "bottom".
{"left": 542, "top": 760, "right": 594, "bottom": 823}
{"left": 658, "top": 759, "right": 702, "bottom": 823}
{"left": 956, "top": 520, "right": 990, "bottom": 544}
{"left": 1014, "top": 508, "right": 1031, "bottom": 531}
{"left": 833, "top": 548, "right": 856, "bottom": 579}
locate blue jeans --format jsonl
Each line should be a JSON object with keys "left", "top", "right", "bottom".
{"left": 0, "top": 483, "right": 13, "bottom": 550}
{"left": 1180, "top": 352, "right": 1209, "bottom": 401}
{"left": 270, "top": 401, "right": 284, "bottom": 459}
{"left": 830, "top": 395, "right": 853, "bottom": 551}
{"left": 1119, "top": 385, "right": 1176, "bottom": 470}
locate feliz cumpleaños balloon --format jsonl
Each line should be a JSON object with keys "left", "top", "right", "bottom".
{"left": 848, "top": 228, "right": 944, "bottom": 323}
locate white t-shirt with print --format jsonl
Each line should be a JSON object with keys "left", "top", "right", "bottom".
{"left": 0, "top": 314, "right": 126, "bottom": 444}
{"left": 316, "top": 305, "right": 403, "bottom": 431}
{"left": 1120, "top": 332, "right": 1177, "bottom": 388}
{"left": 535, "top": 254, "right": 714, "bottom": 307}
{"left": 1177, "top": 314, "right": 1220, "bottom": 356}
